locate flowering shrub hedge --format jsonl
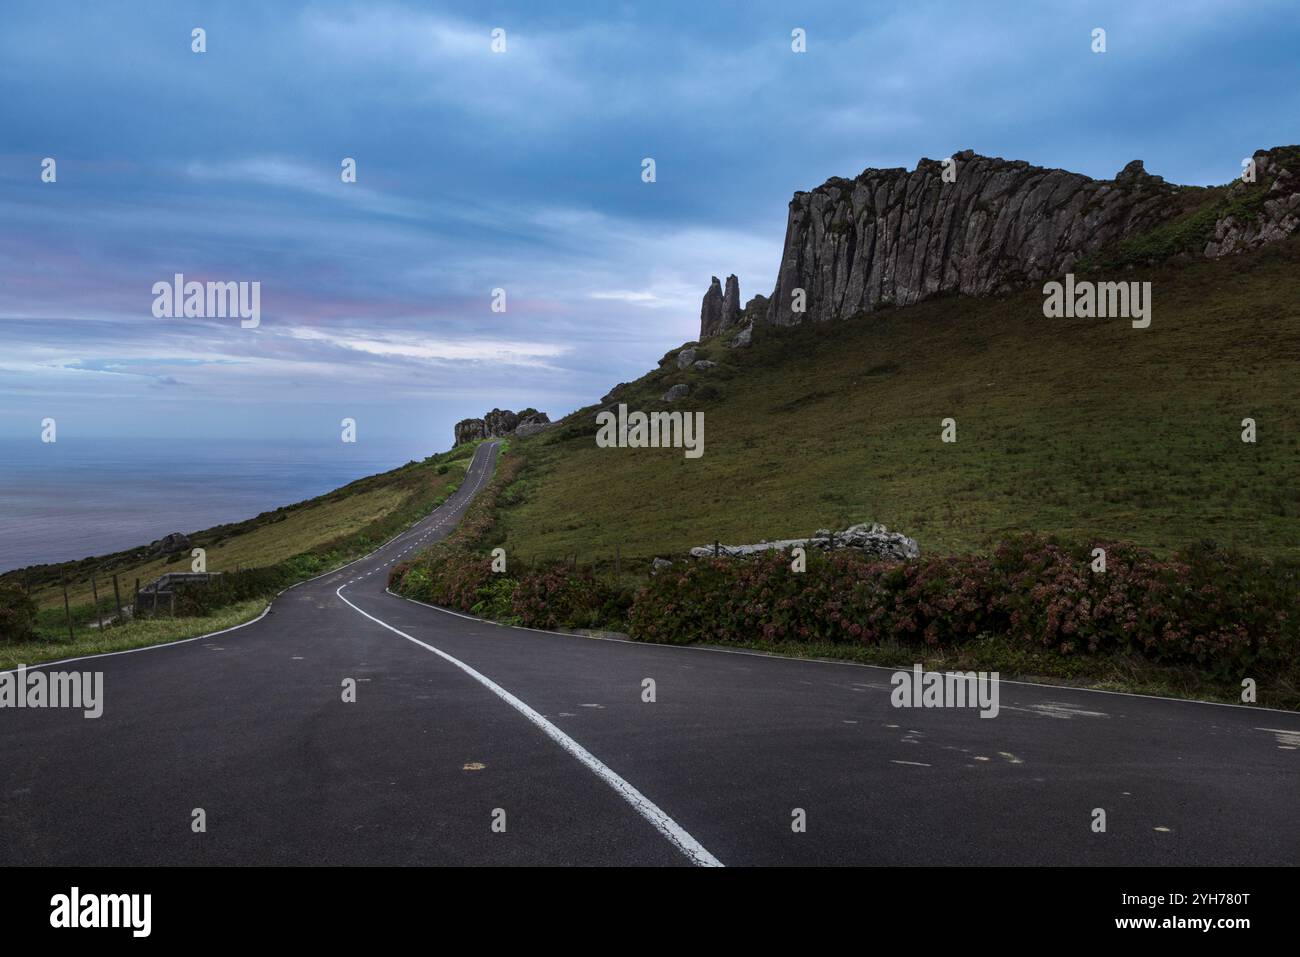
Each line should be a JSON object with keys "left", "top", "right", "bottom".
{"left": 626, "top": 535, "right": 1294, "bottom": 674}
{"left": 509, "top": 563, "right": 629, "bottom": 630}
{"left": 394, "top": 556, "right": 628, "bottom": 630}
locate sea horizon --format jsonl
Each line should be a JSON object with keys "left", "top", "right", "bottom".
{"left": 0, "top": 436, "right": 440, "bottom": 573}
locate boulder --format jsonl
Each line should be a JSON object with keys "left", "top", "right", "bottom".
{"left": 693, "top": 359, "right": 717, "bottom": 370}
{"left": 662, "top": 383, "right": 689, "bottom": 402}
{"left": 514, "top": 411, "right": 552, "bottom": 437}
{"left": 726, "top": 323, "right": 753, "bottom": 349}
{"left": 676, "top": 347, "right": 698, "bottom": 369}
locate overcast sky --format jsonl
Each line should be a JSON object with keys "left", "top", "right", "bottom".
{"left": 2, "top": 0, "right": 1296, "bottom": 449}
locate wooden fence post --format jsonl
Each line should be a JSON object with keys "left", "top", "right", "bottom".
{"left": 112, "top": 573, "right": 123, "bottom": 623}
{"left": 91, "top": 574, "right": 103, "bottom": 634}
{"left": 61, "top": 574, "right": 74, "bottom": 642}
{"left": 615, "top": 545, "right": 621, "bottom": 583}
{"left": 91, "top": 574, "right": 103, "bottom": 631}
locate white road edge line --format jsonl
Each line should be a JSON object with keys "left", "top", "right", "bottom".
{"left": 335, "top": 583, "right": 724, "bottom": 868}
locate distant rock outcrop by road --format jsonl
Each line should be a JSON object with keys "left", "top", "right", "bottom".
{"left": 454, "top": 408, "right": 551, "bottom": 445}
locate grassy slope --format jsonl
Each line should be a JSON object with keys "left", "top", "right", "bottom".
{"left": 499, "top": 236, "right": 1300, "bottom": 567}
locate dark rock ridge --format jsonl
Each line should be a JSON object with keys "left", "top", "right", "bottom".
{"left": 699, "top": 145, "right": 1300, "bottom": 337}
{"left": 454, "top": 408, "right": 550, "bottom": 445}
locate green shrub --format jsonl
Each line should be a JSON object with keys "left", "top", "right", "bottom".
{"left": 0, "top": 581, "right": 39, "bottom": 642}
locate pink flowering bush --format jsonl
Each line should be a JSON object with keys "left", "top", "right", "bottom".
{"left": 627, "top": 535, "right": 1294, "bottom": 674}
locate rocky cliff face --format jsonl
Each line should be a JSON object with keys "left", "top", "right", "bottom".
{"left": 697, "top": 145, "right": 1300, "bottom": 337}
{"left": 454, "top": 408, "right": 550, "bottom": 445}
{"left": 766, "top": 150, "right": 1186, "bottom": 325}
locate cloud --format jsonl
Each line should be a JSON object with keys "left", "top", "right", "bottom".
{"left": 284, "top": 327, "right": 570, "bottom": 368}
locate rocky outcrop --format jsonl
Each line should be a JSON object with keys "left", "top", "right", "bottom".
{"left": 148, "top": 532, "right": 192, "bottom": 556}
{"left": 690, "top": 523, "right": 918, "bottom": 560}
{"left": 454, "top": 418, "right": 487, "bottom": 446}
{"left": 699, "top": 275, "right": 744, "bottom": 339}
{"left": 484, "top": 408, "right": 520, "bottom": 436}
{"left": 454, "top": 407, "right": 550, "bottom": 445}
{"left": 1204, "top": 148, "right": 1300, "bottom": 257}
{"left": 699, "top": 276, "right": 724, "bottom": 338}
{"left": 765, "top": 150, "right": 1186, "bottom": 326}
{"left": 514, "top": 411, "right": 552, "bottom": 437}
{"left": 721, "top": 275, "right": 742, "bottom": 330}
{"left": 676, "top": 347, "right": 698, "bottom": 369}
{"left": 696, "top": 145, "right": 1300, "bottom": 337}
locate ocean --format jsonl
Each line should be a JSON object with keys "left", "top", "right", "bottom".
{"left": 0, "top": 438, "right": 435, "bottom": 572}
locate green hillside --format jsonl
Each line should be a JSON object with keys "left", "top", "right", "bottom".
{"left": 498, "top": 237, "right": 1300, "bottom": 567}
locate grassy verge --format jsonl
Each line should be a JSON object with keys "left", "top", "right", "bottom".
{"left": 0, "top": 599, "right": 268, "bottom": 671}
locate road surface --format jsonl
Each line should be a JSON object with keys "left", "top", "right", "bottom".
{"left": 2, "top": 441, "right": 1297, "bottom": 866}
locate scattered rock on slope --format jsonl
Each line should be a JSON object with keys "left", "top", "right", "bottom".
{"left": 662, "top": 383, "right": 690, "bottom": 402}
{"left": 690, "top": 523, "right": 919, "bottom": 560}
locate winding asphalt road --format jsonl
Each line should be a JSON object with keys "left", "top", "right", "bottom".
{"left": 2, "top": 440, "right": 1297, "bottom": 866}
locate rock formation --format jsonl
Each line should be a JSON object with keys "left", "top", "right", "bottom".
{"left": 699, "top": 275, "right": 743, "bottom": 339}
{"left": 1204, "top": 148, "right": 1300, "bottom": 257}
{"left": 514, "top": 411, "right": 552, "bottom": 437}
{"left": 453, "top": 407, "right": 550, "bottom": 445}
{"left": 698, "top": 145, "right": 1300, "bottom": 338}
{"left": 690, "top": 523, "right": 918, "bottom": 560}
{"left": 721, "top": 274, "right": 742, "bottom": 330}
{"left": 699, "top": 276, "right": 724, "bottom": 338}
{"left": 766, "top": 149, "right": 1184, "bottom": 326}
{"left": 148, "top": 531, "right": 192, "bottom": 556}
{"left": 454, "top": 418, "right": 487, "bottom": 445}
{"left": 483, "top": 408, "right": 520, "bottom": 437}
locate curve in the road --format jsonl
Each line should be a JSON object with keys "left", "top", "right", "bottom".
{"left": 3, "top": 439, "right": 1297, "bottom": 867}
